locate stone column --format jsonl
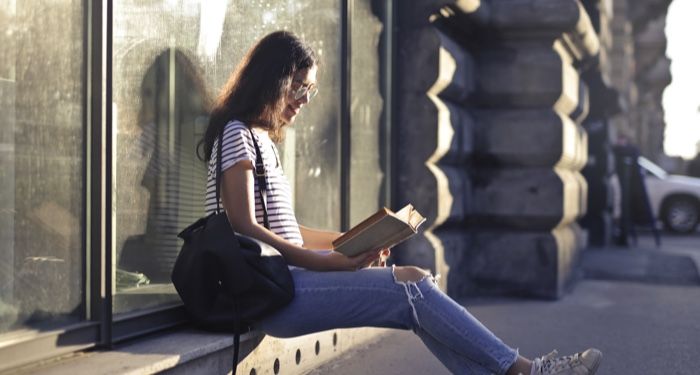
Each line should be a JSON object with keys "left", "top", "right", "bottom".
{"left": 453, "top": 0, "right": 597, "bottom": 298}
{"left": 393, "top": 1, "right": 465, "bottom": 291}
{"left": 607, "top": 0, "right": 672, "bottom": 161}
{"left": 395, "top": 0, "right": 599, "bottom": 299}
{"left": 632, "top": 14, "right": 671, "bottom": 161}
{"left": 607, "top": 0, "right": 637, "bottom": 142}
{"left": 579, "top": 0, "right": 620, "bottom": 247}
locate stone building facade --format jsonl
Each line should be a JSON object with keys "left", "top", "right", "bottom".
{"left": 393, "top": 0, "right": 673, "bottom": 297}
{"left": 611, "top": 0, "right": 672, "bottom": 162}
{"left": 580, "top": 0, "right": 673, "bottom": 245}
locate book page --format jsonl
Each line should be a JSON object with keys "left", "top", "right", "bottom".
{"left": 394, "top": 204, "right": 426, "bottom": 230}
{"left": 408, "top": 208, "right": 426, "bottom": 230}
{"left": 394, "top": 204, "right": 412, "bottom": 221}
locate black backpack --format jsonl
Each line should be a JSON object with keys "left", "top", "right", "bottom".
{"left": 171, "top": 125, "right": 294, "bottom": 374}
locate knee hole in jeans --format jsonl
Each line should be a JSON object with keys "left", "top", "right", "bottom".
{"left": 393, "top": 266, "right": 430, "bottom": 282}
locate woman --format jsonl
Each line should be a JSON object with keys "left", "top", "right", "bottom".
{"left": 201, "top": 31, "right": 602, "bottom": 375}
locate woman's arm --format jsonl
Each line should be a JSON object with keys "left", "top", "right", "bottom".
{"left": 298, "top": 225, "right": 342, "bottom": 250}
{"left": 220, "top": 160, "right": 379, "bottom": 271}
{"left": 300, "top": 224, "right": 391, "bottom": 267}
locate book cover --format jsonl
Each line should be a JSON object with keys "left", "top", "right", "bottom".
{"left": 332, "top": 204, "right": 426, "bottom": 257}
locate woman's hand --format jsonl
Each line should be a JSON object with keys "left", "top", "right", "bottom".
{"left": 366, "top": 248, "right": 390, "bottom": 268}
{"left": 377, "top": 248, "right": 391, "bottom": 267}
{"left": 317, "top": 250, "right": 382, "bottom": 271}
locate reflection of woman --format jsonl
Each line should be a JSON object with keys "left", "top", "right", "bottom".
{"left": 119, "top": 49, "right": 209, "bottom": 284}
{"left": 201, "top": 31, "right": 602, "bottom": 375}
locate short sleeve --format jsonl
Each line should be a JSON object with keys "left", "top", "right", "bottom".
{"left": 217, "top": 121, "right": 256, "bottom": 174}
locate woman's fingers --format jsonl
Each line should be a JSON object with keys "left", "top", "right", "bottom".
{"left": 362, "top": 251, "right": 380, "bottom": 265}
{"left": 339, "top": 248, "right": 388, "bottom": 271}
{"left": 350, "top": 251, "right": 379, "bottom": 270}
{"left": 373, "top": 248, "right": 390, "bottom": 267}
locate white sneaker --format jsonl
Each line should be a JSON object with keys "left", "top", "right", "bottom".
{"left": 531, "top": 349, "right": 602, "bottom": 375}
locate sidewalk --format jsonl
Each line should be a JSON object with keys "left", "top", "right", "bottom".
{"left": 312, "top": 234, "right": 700, "bottom": 375}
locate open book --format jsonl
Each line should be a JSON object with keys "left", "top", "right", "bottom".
{"left": 332, "top": 204, "right": 426, "bottom": 257}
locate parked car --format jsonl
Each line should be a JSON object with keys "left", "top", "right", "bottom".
{"left": 637, "top": 156, "right": 700, "bottom": 233}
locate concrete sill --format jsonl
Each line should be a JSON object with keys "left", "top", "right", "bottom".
{"left": 12, "top": 327, "right": 389, "bottom": 375}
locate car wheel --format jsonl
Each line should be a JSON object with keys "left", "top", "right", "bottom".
{"left": 662, "top": 197, "right": 699, "bottom": 234}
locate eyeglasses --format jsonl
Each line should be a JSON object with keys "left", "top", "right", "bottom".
{"left": 290, "top": 82, "right": 318, "bottom": 101}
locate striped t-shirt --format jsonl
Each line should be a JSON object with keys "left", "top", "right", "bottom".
{"left": 205, "top": 120, "right": 304, "bottom": 246}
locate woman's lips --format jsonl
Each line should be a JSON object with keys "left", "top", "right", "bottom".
{"left": 287, "top": 105, "right": 300, "bottom": 115}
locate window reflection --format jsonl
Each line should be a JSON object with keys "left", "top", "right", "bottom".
{"left": 0, "top": 1, "right": 84, "bottom": 334}
{"left": 115, "top": 48, "right": 208, "bottom": 312}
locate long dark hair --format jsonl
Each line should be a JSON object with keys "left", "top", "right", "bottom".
{"left": 199, "top": 31, "right": 317, "bottom": 162}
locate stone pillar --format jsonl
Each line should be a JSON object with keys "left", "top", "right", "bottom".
{"left": 395, "top": 0, "right": 599, "bottom": 299}
{"left": 393, "top": 1, "right": 463, "bottom": 291}
{"left": 454, "top": 0, "right": 597, "bottom": 298}
{"left": 607, "top": 0, "right": 672, "bottom": 161}
{"left": 607, "top": 0, "right": 637, "bottom": 142}
{"left": 632, "top": 14, "right": 671, "bottom": 161}
{"left": 579, "top": 0, "right": 620, "bottom": 247}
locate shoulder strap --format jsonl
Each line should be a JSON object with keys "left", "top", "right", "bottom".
{"left": 248, "top": 128, "right": 270, "bottom": 230}
{"left": 215, "top": 125, "right": 224, "bottom": 214}
{"left": 233, "top": 300, "right": 241, "bottom": 375}
{"left": 213, "top": 123, "right": 270, "bottom": 229}
{"left": 216, "top": 126, "right": 267, "bottom": 374}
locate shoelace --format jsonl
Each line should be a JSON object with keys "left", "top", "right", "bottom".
{"left": 534, "top": 350, "right": 582, "bottom": 374}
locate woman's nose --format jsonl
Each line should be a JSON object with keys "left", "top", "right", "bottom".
{"left": 297, "top": 92, "right": 310, "bottom": 104}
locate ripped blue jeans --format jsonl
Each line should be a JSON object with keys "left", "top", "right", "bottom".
{"left": 255, "top": 266, "right": 519, "bottom": 374}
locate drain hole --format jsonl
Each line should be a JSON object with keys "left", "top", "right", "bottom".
{"left": 333, "top": 332, "right": 338, "bottom": 346}
{"left": 315, "top": 340, "right": 320, "bottom": 355}
{"left": 273, "top": 358, "right": 280, "bottom": 374}
{"left": 296, "top": 349, "right": 302, "bottom": 364}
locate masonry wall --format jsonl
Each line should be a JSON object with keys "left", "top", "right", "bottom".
{"left": 607, "top": 0, "right": 672, "bottom": 161}
{"left": 394, "top": 0, "right": 600, "bottom": 299}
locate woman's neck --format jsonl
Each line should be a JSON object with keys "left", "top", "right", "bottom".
{"left": 250, "top": 126, "right": 268, "bottom": 136}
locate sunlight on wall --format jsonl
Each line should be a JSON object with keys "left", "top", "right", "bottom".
{"left": 663, "top": 0, "right": 700, "bottom": 159}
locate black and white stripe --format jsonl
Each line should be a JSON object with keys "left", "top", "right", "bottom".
{"left": 205, "top": 120, "right": 303, "bottom": 245}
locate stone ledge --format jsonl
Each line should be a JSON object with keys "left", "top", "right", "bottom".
{"left": 10, "top": 327, "right": 389, "bottom": 375}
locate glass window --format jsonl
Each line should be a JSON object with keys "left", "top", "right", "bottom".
{"left": 349, "top": 0, "right": 387, "bottom": 225}
{"left": 112, "top": 1, "right": 342, "bottom": 314}
{"left": 0, "top": 0, "right": 85, "bottom": 334}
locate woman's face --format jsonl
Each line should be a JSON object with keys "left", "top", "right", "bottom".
{"left": 282, "top": 65, "right": 318, "bottom": 125}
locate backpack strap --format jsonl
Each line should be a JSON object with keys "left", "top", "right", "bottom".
{"left": 214, "top": 124, "right": 270, "bottom": 229}
{"left": 248, "top": 128, "right": 270, "bottom": 230}
{"left": 217, "top": 124, "right": 271, "bottom": 374}
{"left": 233, "top": 300, "right": 241, "bottom": 375}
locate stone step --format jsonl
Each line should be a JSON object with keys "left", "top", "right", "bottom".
{"left": 10, "top": 327, "right": 387, "bottom": 375}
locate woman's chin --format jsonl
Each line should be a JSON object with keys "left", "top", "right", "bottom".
{"left": 282, "top": 114, "right": 297, "bottom": 125}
